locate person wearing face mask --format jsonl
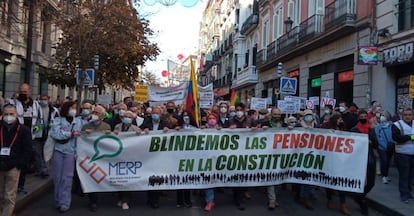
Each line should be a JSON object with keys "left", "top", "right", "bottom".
{"left": 229, "top": 103, "right": 254, "bottom": 210}
{"left": 391, "top": 108, "right": 414, "bottom": 203}
{"left": 325, "top": 113, "right": 351, "bottom": 215}
{"left": 373, "top": 111, "right": 395, "bottom": 185}
{"left": 261, "top": 107, "right": 285, "bottom": 129}
{"left": 49, "top": 101, "right": 82, "bottom": 213}
{"left": 112, "top": 111, "right": 140, "bottom": 210}
{"left": 350, "top": 110, "right": 376, "bottom": 215}
{"left": 180, "top": 111, "right": 195, "bottom": 129}
{"left": 202, "top": 112, "right": 221, "bottom": 212}
{"left": 10, "top": 83, "right": 43, "bottom": 194}
{"left": 368, "top": 101, "right": 381, "bottom": 120}
{"left": 165, "top": 101, "right": 181, "bottom": 130}
{"left": 35, "top": 95, "right": 60, "bottom": 179}
{"left": 295, "top": 109, "right": 317, "bottom": 210}
{"left": 140, "top": 106, "right": 170, "bottom": 209}
{"left": 105, "top": 103, "right": 127, "bottom": 131}
{"left": 218, "top": 102, "right": 230, "bottom": 128}
{"left": 0, "top": 104, "right": 32, "bottom": 216}
{"left": 256, "top": 109, "right": 270, "bottom": 128}
{"left": 81, "top": 105, "right": 111, "bottom": 212}
{"left": 77, "top": 103, "right": 93, "bottom": 127}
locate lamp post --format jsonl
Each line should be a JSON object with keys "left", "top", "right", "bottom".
{"left": 284, "top": 17, "right": 293, "bottom": 32}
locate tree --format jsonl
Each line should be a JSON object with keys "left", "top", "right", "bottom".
{"left": 141, "top": 70, "right": 161, "bottom": 86}
{"left": 46, "top": 0, "right": 160, "bottom": 90}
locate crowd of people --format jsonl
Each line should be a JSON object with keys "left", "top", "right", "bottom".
{"left": 0, "top": 83, "right": 413, "bottom": 216}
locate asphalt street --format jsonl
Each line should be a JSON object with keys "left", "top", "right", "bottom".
{"left": 18, "top": 185, "right": 384, "bottom": 216}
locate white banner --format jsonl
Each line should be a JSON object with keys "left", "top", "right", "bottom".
{"left": 148, "top": 82, "right": 188, "bottom": 102}
{"left": 250, "top": 97, "right": 267, "bottom": 111}
{"left": 198, "top": 83, "right": 214, "bottom": 108}
{"left": 76, "top": 129, "right": 368, "bottom": 193}
{"left": 278, "top": 100, "right": 298, "bottom": 114}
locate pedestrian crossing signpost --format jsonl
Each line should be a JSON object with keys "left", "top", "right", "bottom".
{"left": 77, "top": 68, "right": 94, "bottom": 86}
{"left": 280, "top": 77, "right": 297, "bottom": 95}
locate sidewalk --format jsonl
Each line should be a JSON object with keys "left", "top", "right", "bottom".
{"left": 15, "top": 174, "right": 53, "bottom": 212}
{"left": 366, "top": 166, "right": 414, "bottom": 216}
{"left": 15, "top": 167, "right": 413, "bottom": 216}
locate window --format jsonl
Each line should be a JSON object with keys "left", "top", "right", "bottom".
{"left": 309, "top": 0, "right": 324, "bottom": 16}
{"left": 287, "top": 0, "right": 301, "bottom": 27}
{"left": 273, "top": 4, "right": 283, "bottom": 40}
{"left": 262, "top": 18, "right": 269, "bottom": 48}
{"left": 397, "top": 0, "right": 414, "bottom": 31}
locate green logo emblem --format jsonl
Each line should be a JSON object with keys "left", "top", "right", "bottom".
{"left": 90, "top": 135, "right": 123, "bottom": 162}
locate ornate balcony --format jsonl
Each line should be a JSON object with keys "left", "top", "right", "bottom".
{"left": 240, "top": 14, "right": 259, "bottom": 35}
{"left": 277, "top": 26, "right": 300, "bottom": 53}
{"left": 266, "top": 41, "right": 277, "bottom": 60}
{"left": 232, "top": 66, "right": 258, "bottom": 88}
{"left": 299, "top": 14, "right": 323, "bottom": 43}
{"left": 324, "top": 0, "right": 356, "bottom": 31}
{"left": 256, "top": 49, "right": 265, "bottom": 66}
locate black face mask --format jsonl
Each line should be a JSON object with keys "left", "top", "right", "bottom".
{"left": 18, "top": 93, "right": 27, "bottom": 102}
{"left": 359, "top": 119, "right": 367, "bottom": 124}
{"left": 167, "top": 109, "right": 174, "bottom": 114}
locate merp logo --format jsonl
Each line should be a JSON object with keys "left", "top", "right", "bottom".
{"left": 79, "top": 135, "right": 123, "bottom": 184}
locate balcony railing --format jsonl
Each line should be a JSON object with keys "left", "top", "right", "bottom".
{"left": 240, "top": 14, "right": 259, "bottom": 35}
{"left": 256, "top": 49, "right": 264, "bottom": 66}
{"left": 266, "top": 41, "right": 277, "bottom": 60}
{"left": 299, "top": 14, "right": 323, "bottom": 42}
{"left": 324, "top": 0, "right": 356, "bottom": 30}
{"left": 233, "top": 65, "right": 258, "bottom": 87}
{"left": 277, "top": 26, "right": 300, "bottom": 53}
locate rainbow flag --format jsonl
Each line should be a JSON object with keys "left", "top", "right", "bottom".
{"left": 185, "top": 57, "right": 200, "bottom": 127}
{"left": 230, "top": 89, "right": 239, "bottom": 106}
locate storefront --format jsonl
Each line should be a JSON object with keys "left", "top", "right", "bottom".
{"left": 383, "top": 41, "right": 414, "bottom": 109}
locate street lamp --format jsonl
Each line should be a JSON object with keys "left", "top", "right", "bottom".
{"left": 284, "top": 17, "right": 293, "bottom": 32}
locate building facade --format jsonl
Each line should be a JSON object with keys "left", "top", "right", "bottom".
{"left": 0, "top": 0, "right": 72, "bottom": 99}
{"left": 198, "top": 0, "right": 409, "bottom": 112}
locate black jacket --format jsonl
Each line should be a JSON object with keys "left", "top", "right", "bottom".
{"left": 0, "top": 121, "right": 32, "bottom": 171}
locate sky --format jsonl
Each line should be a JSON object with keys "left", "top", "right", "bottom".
{"left": 138, "top": 0, "right": 207, "bottom": 83}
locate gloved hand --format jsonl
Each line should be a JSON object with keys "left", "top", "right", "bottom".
{"left": 33, "top": 125, "right": 41, "bottom": 133}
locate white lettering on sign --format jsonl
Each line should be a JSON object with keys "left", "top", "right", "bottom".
{"left": 383, "top": 42, "right": 414, "bottom": 66}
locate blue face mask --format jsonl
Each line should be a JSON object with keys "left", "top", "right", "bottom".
{"left": 122, "top": 117, "right": 132, "bottom": 124}
{"left": 304, "top": 115, "right": 314, "bottom": 122}
{"left": 290, "top": 122, "right": 296, "bottom": 127}
{"left": 229, "top": 112, "right": 236, "bottom": 118}
{"left": 81, "top": 109, "right": 90, "bottom": 116}
{"left": 152, "top": 114, "right": 159, "bottom": 121}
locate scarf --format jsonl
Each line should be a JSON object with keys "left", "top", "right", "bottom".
{"left": 357, "top": 122, "right": 371, "bottom": 134}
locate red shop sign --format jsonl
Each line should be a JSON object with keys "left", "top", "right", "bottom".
{"left": 287, "top": 70, "right": 300, "bottom": 78}
{"left": 338, "top": 70, "right": 354, "bottom": 83}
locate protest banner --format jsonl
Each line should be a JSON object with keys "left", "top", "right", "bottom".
{"left": 250, "top": 97, "right": 267, "bottom": 111}
{"left": 76, "top": 128, "right": 368, "bottom": 193}
{"left": 198, "top": 83, "right": 214, "bottom": 108}
{"left": 134, "top": 84, "right": 148, "bottom": 103}
{"left": 278, "top": 100, "right": 299, "bottom": 114}
{"left": 320, "top": 97, "right": 337, "bottom": 108}
{"left": 98, "top": 94, "right": 111, "bottom": 105}
{"left": 148, "top": 82, "right": 188, "bottom": 102}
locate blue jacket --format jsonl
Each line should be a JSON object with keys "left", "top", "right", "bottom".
{"left": 375, "top": 122, "right": 395, "bottom": 151}
{"left": 49, "top": 117, "right": 82, "bottom": 154}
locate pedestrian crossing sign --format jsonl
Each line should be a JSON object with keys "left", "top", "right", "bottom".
{"left": 77, "top": 68, "right": 95, "bottom": 86}
{"left": 280, "top": 77, "right": 297, "bottom": 95}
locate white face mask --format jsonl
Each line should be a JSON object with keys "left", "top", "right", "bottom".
{"left": 69, "top": 109, "right": 77, "bottom": 117}
{"left": 259, "top": 114, "right": 265, "bottom": 120}
{"left": 220, "top": 107, "right": 227, "bottom": 113}
{"left": 90, "top": 114, "right": 99, "bottom": 122}
{"left": 119, "top": 110, "right": 126, "bottom": 117}
{"left": 339, "top": 106, "right": 345, "bottom": 113}
{"left": 236, "top": 111, "right": 244, "bottom": 118}
{"left": 324, "top": 109, "right": 331, "bottom": 114}
{"left": 380, "top": 116, "right": 387, "bottom": 123}
{"left": 3, "top": 115, "right": 17, "bottom": 124}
